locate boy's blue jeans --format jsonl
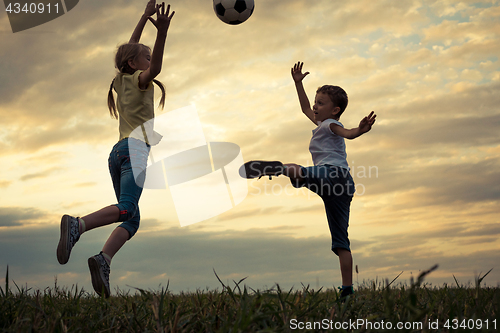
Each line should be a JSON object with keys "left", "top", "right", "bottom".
{"left": 291, "top": 165, "right": 355, "bottom": 255}
{"left": 108, "top": 138, "right": 150, "bottom": 239}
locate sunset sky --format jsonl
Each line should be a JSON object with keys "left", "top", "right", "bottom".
{"left": 1, "top": 0, "right": 499, "bottom": 294}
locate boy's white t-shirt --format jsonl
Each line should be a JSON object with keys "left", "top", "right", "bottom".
{"left": 309, "top": 118, "right": 349, "bottom": 170}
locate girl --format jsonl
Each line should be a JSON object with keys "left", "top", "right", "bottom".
{"left": 56, "top": 0, "right": 174, "bottom": 298}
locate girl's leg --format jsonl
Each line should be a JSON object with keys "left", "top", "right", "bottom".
{"left": 82, "top": 205, "right": 120, "bottom": 232}
{"left": 80, "top": 207, "right": 127, "bottom": 264}
{"left": 94, "top": 139, "right": 147, "bottom": 260}
{"left": 88, "top": 140, "right": 147, "bottom": 297}
{"left": 102, "top": 226, "right": 130, "bottom": 259}
{"left": 82, "top": 138, "right": 147, "bottom": 235}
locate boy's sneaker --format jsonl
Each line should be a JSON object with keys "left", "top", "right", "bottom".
{"left": 339, "top": 286, "right": 354, "bottom": 302}
{"left": 88, "top": 252, "right": 111, "bottom": 298}
{"left": 239, "top": 160, "right": 284, "bottom": 179}
{"left": 56, "top": 215, "right": 81, "bottom": 264}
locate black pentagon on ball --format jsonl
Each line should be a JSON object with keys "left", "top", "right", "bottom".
{"left": 215, "top": 3, "right": 225, "bottom": 16}
{"left": 234, "top": 0, "right": 248, "bottom": 13}
{"left": 229, "top": 20, "right": 242, "bottom": 25}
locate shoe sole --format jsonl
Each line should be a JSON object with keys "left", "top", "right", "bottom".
{"left": 239, "top": 161, "right": 284, "bottom": 179}
{"left": 56, "top": 215, "right": 71, "bottom": 264}
{"left": 88, "top": 257, "right": 110, "bottom": 298}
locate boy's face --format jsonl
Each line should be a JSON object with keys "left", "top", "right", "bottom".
{"left": 313, "top": 92, "right": 340, "bottom": 123}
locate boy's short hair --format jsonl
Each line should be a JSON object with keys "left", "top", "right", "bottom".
{"left": 317, "top": 85, "right": 348, "bottom": 118}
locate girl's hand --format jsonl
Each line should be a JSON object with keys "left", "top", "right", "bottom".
{"left": 144, "top": 0, "right": 157, "bottom": 17}
{"left": 359, "top": 111, "right": 377, "bottom": 134}
{"left": 291, "top": 62, "right": 310, "bottom": 82}
{"left": 149, "top": 2, "right": 175, "bottom": 33}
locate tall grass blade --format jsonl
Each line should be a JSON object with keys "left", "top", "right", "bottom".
{"left": 5, "top": 265, "right": 8, "bottom": 297}
{"left": 385, "top": 271, "right": 404, "bottom": 289}
{"left": 414, "top": 264, "right": 438, "bottom": 287}
{"left": 477, "top": 268, "right": 493, "bottom": 285}
{"left": 213, "top": 268, "right": 226, "bottom": 289}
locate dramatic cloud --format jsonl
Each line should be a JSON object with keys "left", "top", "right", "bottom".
{"left": 0, "top": 207, "right": 47, "bottom": 227}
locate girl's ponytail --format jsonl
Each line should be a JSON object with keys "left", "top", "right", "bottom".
{"left": 153, "top": 79, "right": 166, "bottom": 110}
{"left": 107, "top": 78, "right": 118, "bottom": 119}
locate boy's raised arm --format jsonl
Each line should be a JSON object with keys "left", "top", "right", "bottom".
{"left": 291, "top": 62, "right": 316, "bottom": 125}
{"left": 330, "top": 111, "right": 377, "bottom": 139}
{"left": 129, "top": 0, "right": 157, "bottom": 43}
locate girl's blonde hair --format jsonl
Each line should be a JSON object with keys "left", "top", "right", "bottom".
{"left": 107, "top": 43, "right": 166, "bottom": 119}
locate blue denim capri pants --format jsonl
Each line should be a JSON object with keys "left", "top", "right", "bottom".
{"left": 108, "top": 138, "right": 150, "bottom": 239}
{"left": 290, "top": 164, "right": 355, "bottom": 255}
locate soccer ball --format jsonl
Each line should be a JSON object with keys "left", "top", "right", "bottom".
{"left": 213, "top": 0, "right": 255, "bottom": 25}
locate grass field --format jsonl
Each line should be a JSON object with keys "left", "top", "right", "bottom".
{"left": 1, "top": 266, "right": 498, "bottom": 332}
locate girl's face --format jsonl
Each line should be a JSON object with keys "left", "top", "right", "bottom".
{"left": 129, "top": 50, "right": 151, "bottom": 71}
{"left": 312, "top": 92, "right": 340, "bottom": 122}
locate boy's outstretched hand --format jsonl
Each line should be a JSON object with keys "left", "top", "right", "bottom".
{"left": 359, "top": 111, "right": 377, "bottom": 134}
{"left": 148, "top": 2, "right": 175, "bottom": 33}
{"left": 291, "top": 62, "right": 310, "bottom": 83}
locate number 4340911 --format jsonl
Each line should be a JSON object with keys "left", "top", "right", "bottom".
{"left": 444, "top": 318, "right": 496, "bottom": 330}
{"left": 5, "top": 2, "right": 60, "bottom": 14}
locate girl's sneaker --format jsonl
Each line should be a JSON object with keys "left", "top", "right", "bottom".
{"left": 239, "top": 160, "right": 284, "bottom": 179}
{"left": 56, "top": 215, "right": 81, "bottom": 264}
{"left": 88, "top": 252, "right": 111, "bottom": 298}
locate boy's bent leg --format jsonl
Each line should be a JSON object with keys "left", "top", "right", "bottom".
{"left": 283, "top": 163, "right": 306, "bottom": 184}
{"left": 336, "top": 248, "right": 353, "bottom": 287}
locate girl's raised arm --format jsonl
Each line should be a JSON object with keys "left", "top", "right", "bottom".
{"left": 129, "top": 0, "right": 158, "bottom": 43}
{"left": 138, "top": 2, "right": 174, "bottom": 89}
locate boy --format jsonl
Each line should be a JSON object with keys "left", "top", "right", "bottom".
{"left": 240, "top": 62, "right": 376, "bottom": 299}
